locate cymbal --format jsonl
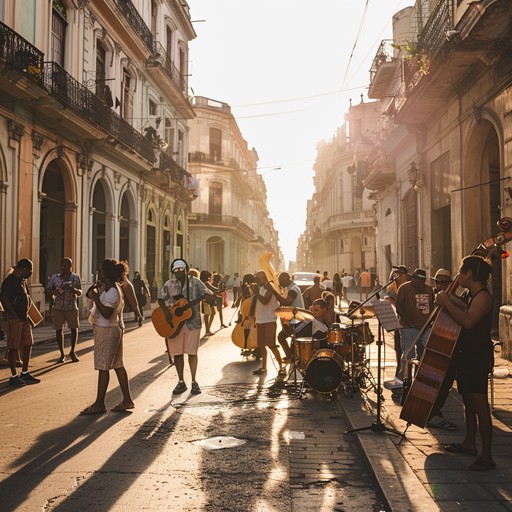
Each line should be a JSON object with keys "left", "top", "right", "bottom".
{"left": 347, "top": 301, "right": 375, "bottom": 318}
{"left": 275, "top": 307, "right": 314, "bottom": 322}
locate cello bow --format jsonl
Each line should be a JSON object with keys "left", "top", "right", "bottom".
{"left": 400, "top": 217, "right": 512, "bottom": 428}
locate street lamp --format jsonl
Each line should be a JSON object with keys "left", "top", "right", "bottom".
{"left": 407, "top": 161, "right": 422, "bottom": 189}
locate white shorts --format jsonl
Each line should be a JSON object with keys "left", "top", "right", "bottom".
{"left": 167, "top": 325, "right": 200, "bottom": 356}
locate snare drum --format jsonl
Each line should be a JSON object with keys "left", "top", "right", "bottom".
{"left": 305, "top": 349, "right": 345, "bottom": 394}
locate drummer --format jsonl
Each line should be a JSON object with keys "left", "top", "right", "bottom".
{"left": 321, "top": 291, "right": 343, "bottom": 324}
{"left": 294, "top": 298, "right": 331, "bottom": 346}
{"left": 273, "top": 272, "right": 305, "bottom": 362}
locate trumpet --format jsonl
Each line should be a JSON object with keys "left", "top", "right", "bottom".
{"left": 258, "top": 252, "right": 282, "bottom": 296}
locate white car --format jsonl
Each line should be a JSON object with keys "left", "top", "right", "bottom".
{"left": 292, "top": 272, "right": 321, "bottom": 294}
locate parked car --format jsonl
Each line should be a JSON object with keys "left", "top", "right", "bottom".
{"left": 292, "top": 272, "right": 321, "bottom": 294}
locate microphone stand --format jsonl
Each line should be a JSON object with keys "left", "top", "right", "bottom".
{"left": 345, "top": 274, "right": 403, "bottom": 437}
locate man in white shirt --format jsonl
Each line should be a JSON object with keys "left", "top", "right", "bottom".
{"left": 252, "top": 270, "right": 286, "bottom": 377}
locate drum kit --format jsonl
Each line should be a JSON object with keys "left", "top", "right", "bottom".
{"left": 275, "top": 304, "right": 376, "bottom": 397}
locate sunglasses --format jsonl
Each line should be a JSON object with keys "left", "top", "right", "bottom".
{"left": 172, "top": 267, "right": 186, "bottom": 273}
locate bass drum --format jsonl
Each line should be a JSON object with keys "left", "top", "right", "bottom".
{"left": 305, "top": 349, "right": 345, "bottom": 394}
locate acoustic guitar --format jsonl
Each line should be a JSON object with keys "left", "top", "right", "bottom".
{"left": 151, "top": 294, "right": 209, "bottom": 339}
{"left": 400, "top": 217, "right": 512, "bottom": 428}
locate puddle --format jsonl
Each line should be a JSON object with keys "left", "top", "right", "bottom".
{"left": 192, "top": 436, "right": 247, "bottom": 450}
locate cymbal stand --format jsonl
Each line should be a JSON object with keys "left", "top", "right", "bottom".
{"left": 346, "top": 317, "right": 403, "bottom": 437}
{"left": 283, "top": 317, "right": 307, "bottom": 399}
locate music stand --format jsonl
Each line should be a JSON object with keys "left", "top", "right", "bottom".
{"left": 345, "top": 288, "right": 403, "bottom": 436}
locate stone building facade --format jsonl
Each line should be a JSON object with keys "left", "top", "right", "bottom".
{"left": 367, "top": 0, "right": 512, "bottom": 355}
{"left": 296, "top": 99, "right": 378, "bottom": 281}
{"left": 187, "top": 96, "right": 282, "bottom": 276}
{"left": 0, "top": 0, "right": 197, "bottom": 310}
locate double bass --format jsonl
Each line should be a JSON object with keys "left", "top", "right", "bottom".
{"left": 400, "top": 218, "right": 512, "bottom": 428}
{"left": 231, "top": 290, "right": 258, "bottom": 354}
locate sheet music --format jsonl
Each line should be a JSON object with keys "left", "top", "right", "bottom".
{"left": 370, "top": 299, "right": 402, "bottom": 332}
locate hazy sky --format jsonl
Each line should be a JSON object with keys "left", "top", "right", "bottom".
{"left": 188, "top": 0, "right": 409, "bottom": 267}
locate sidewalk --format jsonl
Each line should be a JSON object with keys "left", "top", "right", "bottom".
{"left": 340, "top": 316, "right": 512, "bottom": 511}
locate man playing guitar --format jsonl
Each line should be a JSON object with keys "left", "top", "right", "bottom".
{"left": 157, "top": 259, "right": 211, "bottom": 396}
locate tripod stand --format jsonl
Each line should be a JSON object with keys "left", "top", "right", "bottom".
{"left": 344, "top": 278, "right": 404, "bottom": 436}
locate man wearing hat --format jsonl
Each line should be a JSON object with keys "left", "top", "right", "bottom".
{"left": 432, "top": 268, "right": 452, "bottom": 293}
{"left": 157, "top": 258, "right": 212, "bottom": 395}
{"left": 385, "top": 265, "right": 410, "bottom": 381}
{"left": 0, "top": 259, "right": 41, "bottom": 386}
{"left": 395, "top": 268, "right": 435, "bottom": 381}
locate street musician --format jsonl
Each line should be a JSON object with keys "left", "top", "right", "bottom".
{"left": 294, "top": 298, "right": 331, "bottom": 346}
{"left": 273, "top": 272, "right": 304, "bottom": 361}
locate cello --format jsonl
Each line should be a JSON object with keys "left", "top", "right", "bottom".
{"left": 231, "top": 293, "right": 259, "bottom": 356}
{"left": 400, "top": 217, "right": 512, "bottom": 428}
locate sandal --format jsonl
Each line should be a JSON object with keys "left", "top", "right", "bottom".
{"left": 252, "top": 368, "right": 267, "bottom": 375}
{"left": 468, "top": 458, "right": 496, "bottom": 471}
{"left": 428, "top": 415, "right": 458, "bottom": 430}
{"left": 444, "top": 443, "right": 477, "bottom": 456}
{"left": 111, "top": 403, "right": 135, "bottom": 412}
{"left": 80, "top": 406, "right": 106, "bottom": 416}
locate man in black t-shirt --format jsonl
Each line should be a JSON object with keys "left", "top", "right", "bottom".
{"left": 0, "top": 259, "right": 41, "bottom": 387}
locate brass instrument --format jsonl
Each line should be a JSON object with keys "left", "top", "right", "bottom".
{"left": 258, "top": 252, "right": 282, "bottom": 295}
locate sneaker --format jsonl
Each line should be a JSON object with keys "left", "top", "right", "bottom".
{"left": 191, "top": 381, "right": 202, "bottom": 395}
{"left": 9, "top": 375, "right": 26, "bottom": 387}
{"left": 20, "top": 373, "right": 41, "bottom": 385}
{"left": 173, "top": 381, "right": 187, "bottom": 395}
{"left": 427, "top": 414, "right": 458, "bottom": 430}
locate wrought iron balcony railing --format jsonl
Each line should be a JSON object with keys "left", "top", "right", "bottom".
{"left": 113, "top": 0, "right": 153, "bottom": 52}
{"left": 418, "top": 0, "right": 454, "bottom": 56}
{"left": 159, "top": 151, "right": 190, "bottom": 184}
{"left": 0, "top": 20, "right": 44, "bottom": 85}
{"left": 43, "top": 61, "right": 155, "bottom": 163}
{"left": 148, "top": 41, "right": 186, "bottom": 95}
{"left": 369, "top": 39, "right": 394, "bottom": 83}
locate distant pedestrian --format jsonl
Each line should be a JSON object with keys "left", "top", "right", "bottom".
{"left": 120, "top": 262, "right": 142, "bottom": 327}
{"left": 132, "top": 271, "right": 150, "bottom": 326}
{"left": 341, "top": 273, "right": 354, "bottom": 301}
{"left": 0, "top": 259, "right": 41, "bottom": 387}
{"left": 359, "top": 269, "right": 372, "bottom": 299}
{"left": 232, "top": 273, "right": 241, "bottom": 306}
{"left": 45, "top": 257, "right": 82, "bottom": 363}
{"left": 81, "top": 258, "right": 134, "bottom": 414}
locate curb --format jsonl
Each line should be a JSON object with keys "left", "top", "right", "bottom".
{"left": 335, "top": 395, "right": 440, "bottom": 512}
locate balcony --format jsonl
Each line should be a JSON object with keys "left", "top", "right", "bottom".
{"left": 394, "top": 0, "right": 512, "bottom": 124}
{"left": 40, "top": 62, "right": 155, "bottom": 164}
{"left": 363, "top": 149, "right": 396, "bottom": 191}
{"left": 368, "top": 40, "right": 396, "bottom": 99}
{"left": 188, "top": 213, "right": 255, "bottom": 239}
{"left": 113, "top": 0, "right": 152, "bottom": 52}
{"left": 143, "top": 150, "right": 195, "bottom": 202}
{"left": 146, "top": 41, "right": 194, "bottom": 119}
{"left": 0, "top": 20, "right": 46, "bottom": 98}
{"left": 324, "top": 211, "right": 375, "bottom": 233}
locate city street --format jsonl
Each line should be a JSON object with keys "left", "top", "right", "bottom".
{"left": 0, "top": 313, "right": 387, "bottom": 512}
